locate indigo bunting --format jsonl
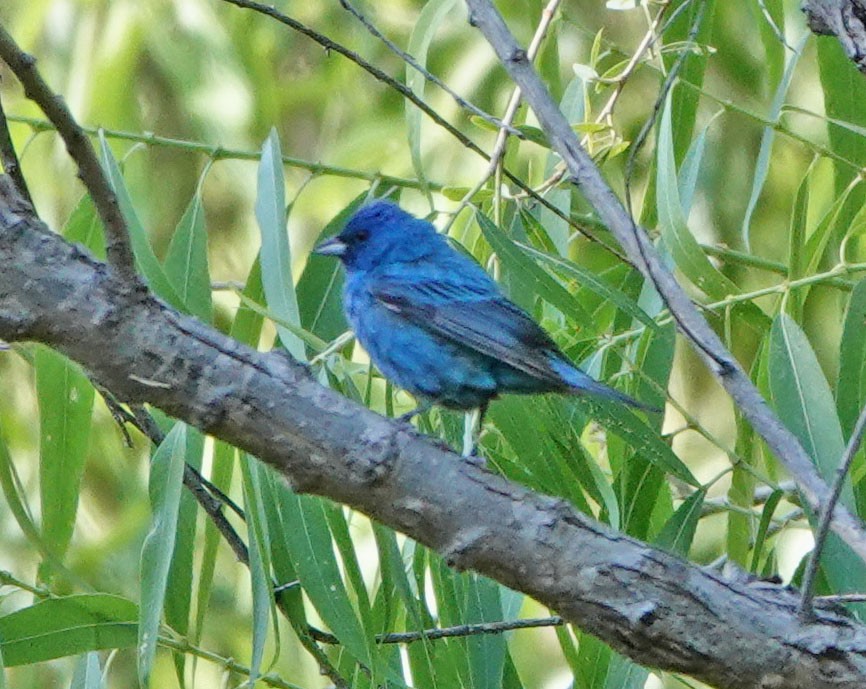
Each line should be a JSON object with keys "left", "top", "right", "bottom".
{"left": 314, "top": 200, "right": 653, "bottom": 422}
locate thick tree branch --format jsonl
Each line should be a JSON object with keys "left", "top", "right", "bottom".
{"left": 462, "top": 0, "right": 866, "bottom": 566}
{"left": 1, "top": 178, "right": 866, "bottom": 689}
{"left": 803, "top": 0, "right": 866, "bottom": 72}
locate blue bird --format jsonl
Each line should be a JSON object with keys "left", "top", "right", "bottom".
{"left": 314, "top": 200, "right": 654, "bottom": 433}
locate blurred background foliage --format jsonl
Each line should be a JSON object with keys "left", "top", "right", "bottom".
{"left": 1, "top": 0, "right": 866, "bottom": 687}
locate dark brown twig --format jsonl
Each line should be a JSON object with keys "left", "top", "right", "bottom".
{"left": 337, "top": 0, "right": 523, "bottom": 137}
{"left": 310, "top": 615, "right": 564, "bottom": 645}
{"left": 0, "top": 24, "right": 136, "bottom": 279}
{"left": 0, "top": 90, "right": 32, "bottom": 205}
{"left": 217, "top": 0, "right": 629, "bottom": 261}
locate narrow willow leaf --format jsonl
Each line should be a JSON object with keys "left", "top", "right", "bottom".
{"left": 240, "top": 458, "right": 280, "bottom": 686}
{"left": 750, "top": 489, "right": 783, "bottom": 573}
{"left": 194, "top": 259, "right": 264, "bottom": 648}
{"left": 587, "top": 397, "right": 697, "bottom": 487}
{"left": 405, "top": 0, "right": 457, "bottom": 196}
{"left": 741, "top": 38, "right": 804, "bottom": 250}
{"left": 604, "top": 655, "right": 649, "bottom": 689}
{"left": 657, "top": 96, "right": 740, "bottom": 300}
{"left": 36, "top": 346, "right": 94, "bottom": 561}
{"left": 0, "top": 595, "right": 137, "bottom": 666}
{"left": 164, "top": 428, "right": 205, "bottom": 685}
{"left": 818, "top": 36, "right": 866, "bottom": 199}
{"left": 654, "top": 489, "right": 705, "bottom": 556}
{"left": 138, "top": 423, "right": 187, "bottom": 686}
{"left": 256, "top": 128, "right": 305, "bottom": 360}
{"left": 838, "top": 279, "right": 866, "bottom": 435}
{"left": 298, "top": 195, "right": 366, "bottom": 343}
{"left": 98, "top": 135, "right": 185, "bottom": 311}
{"left": 69, "top": 652, "right": 103, "bottom": 689}
{"left": 63, "top": 194, "right": 105, "bottom": 259}
{"left": 164, "top": 194, "right": 213, "bottom": 322}
{"left": 275, "top": 490, "right": 373, "bottom": 669}
{"left": 477, "top": 212, "right": 594, "bottom": 330}
{"left": 769, "top": 314, "right": 866, "bottom": 609}
{"left": 0, "top": 421, "right": 42, "bottom": 547}
{"left": 517, "top": 213, "right": 655, "bottom": 328}
{"left": 678, "top": 119, "right": 710, "bottom": 216}
{"left": 538, "top": 75, "right": 586, "bottom": 254}
{"left": 572, "top": 630, "right": 609, "bottom": 689}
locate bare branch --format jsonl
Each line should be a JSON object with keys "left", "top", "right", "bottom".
{"left": 462, "top": 0, "right": 866, "bottom": 567}
{"left": 1, "top": 176, "right": 866, "bottom": 689}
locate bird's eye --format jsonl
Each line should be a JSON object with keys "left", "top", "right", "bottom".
{"left": 354, "top": 229, "right": 370, "bottom": 242}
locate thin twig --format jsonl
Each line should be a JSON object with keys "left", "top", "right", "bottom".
{"left": 0, "top": 92, "right": 32, "bottom": 205}
{"left": 217, "top": 0, "right": 629, "bottom": 260}
{"left": 799, "top": 404, "right": 866, "bottom": 619}
{"left": 0, "top": 24, "right": 136, "bottom": 279}
{"left": 6, "top": 113, "right": 440, "bottom": 191}
{"left": 455, "top": 0, "right": 561, "bottom": 214}
{"left": 462, "top": 0, "right": 866, "bottom": 563}
{"left": 337, "top": 0, "right": 523, "bottom": 137}
{"left": 309, "top": 615, "right": 564, "bottom": 645}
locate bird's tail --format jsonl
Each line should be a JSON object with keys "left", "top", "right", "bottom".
{"left": 553, "top": 360, "right": 661, "bottom": 413}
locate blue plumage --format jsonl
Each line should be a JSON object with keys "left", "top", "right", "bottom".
{"left": 314, "top": 200, "right": 653, "bottom": 416}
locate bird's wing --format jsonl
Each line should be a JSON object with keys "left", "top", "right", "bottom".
{"left": 369, "top": 271, "right": 568, "bottom": 388}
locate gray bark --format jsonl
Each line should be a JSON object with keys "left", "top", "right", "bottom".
{"left": 803, "top": 0, "right": 866, "bottom": 71}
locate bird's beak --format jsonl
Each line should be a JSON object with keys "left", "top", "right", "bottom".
{"left": 313, "top": 236, "right": 347, "bottom": 257}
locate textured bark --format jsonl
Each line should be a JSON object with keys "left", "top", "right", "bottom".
{"left": 1, "top": 179, "right": 866, "bottom": 688}
{"left": 803, "top": 0, "right": 866, "bottom": 71}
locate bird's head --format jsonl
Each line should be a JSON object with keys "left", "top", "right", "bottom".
{"left": 313, "top": 200, "right": 442, "bottom": 271}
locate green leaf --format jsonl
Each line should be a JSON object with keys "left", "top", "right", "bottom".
{"left": 98, "top": 135, "right": 185, "bottom": 311}
{"left": 0, "top": 420, "right": 42, "bottom": 548}
{"left": 477, "top": 212, "right": 594, "bottom": 331}
{"left": 255, "top": 128, "right": 305, "bottom": 360}
{"left": 138, "top": 423, "right": 187, "bottom": 686}
{"left": 164, "top": 428, "right": 205, "bottom": 684}
{"left": 750, "top": 489, "right": 783, "bottom": 573}
{"left": 656, "top": 95, "right": 740, "bottom": 300}
{"left": 240, "top": 457, "right": 280, "bottom": 686}
{"left": 69, "top": 653, "right": 103, "bottom": 689}
{"left": 0, "top": 595, "right": 137, "bottom": 666}
{"left": 517, "top": 212, "right": 655, "bottom": 329}
{"left": 588, "top": 396, "right": 697, "bottom": 487}
{"left": 297, "top": 195, "right": 366, "bottom": 343}
{"left": 838, "top": 279, "right": 866, "bottom": 435}
{"left": 769, "top": 314, "right": 866, "bottom": 607}
{"left": 538, "top": 74, "right": 586, "bottom": 254}
{"left": 741, "top": 37, "right": 804, "bottom": 250}
{"left": 36, "top": 346, "right": 94, "bottom": 561}
{"left": 164, "top": 193, "right": 213, "bottom": 322}
{"left": 769, "top": 315, "right": 847, "bottom": 485}
{"left": 654, "top": 489, "right": 705, "bottom": 556}
{"left": 273, "top": 490, "right": 373, "bottom": 670}
{"left": 193, "top": 260, "right": 264, "bottom": 648}
{"left": 63, "top": 194, "right": 105, "bottom": 259}
{"left": 405, "top": 0, "right": 457, "bottom": 198}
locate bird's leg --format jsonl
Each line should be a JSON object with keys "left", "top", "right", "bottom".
{"left": 398, "top": 401, "right": 431, "bottom": 424}
{"left": 461, "top": 402, "right": 488, "bottom": 459}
